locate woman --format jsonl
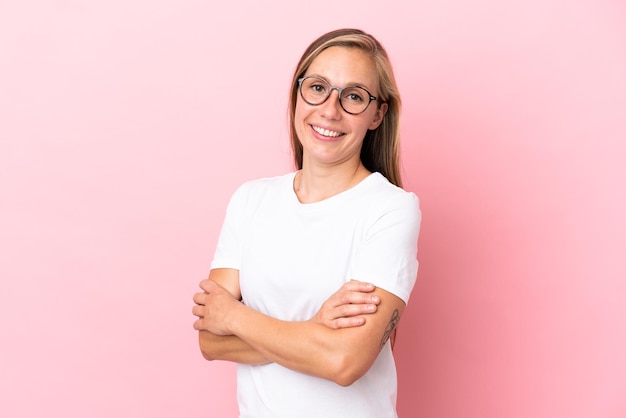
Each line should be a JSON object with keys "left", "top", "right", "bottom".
{"left": 192, "top": 28, "right": 421, "bottom": 418}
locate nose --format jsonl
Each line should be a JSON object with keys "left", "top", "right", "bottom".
{"left": 318, "top": 88, "right": 343, "bottom": 119}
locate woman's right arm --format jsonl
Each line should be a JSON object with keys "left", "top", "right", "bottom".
{"left": 196, "top": 269, "right": 380, "bottom": 365}
{"left": 198, "top": 268, "right": 269, "bottom": 365}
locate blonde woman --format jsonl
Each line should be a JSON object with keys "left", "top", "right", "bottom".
{"left": 193, "top": 28, "right": 420, "bottom": 418}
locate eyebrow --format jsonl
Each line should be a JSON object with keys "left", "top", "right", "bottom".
{"left": 307, "top": 74, "right": 374, "bottom": 92}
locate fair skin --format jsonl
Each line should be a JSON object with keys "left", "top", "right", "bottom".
{"left": 192, "top": 46, "right": 404, "bottom": 386}
{"left": 293, "top": 46, "right": 388, "bottom": 202}
{"left": 194, "top": 270, "right": 382, "bottom": 365}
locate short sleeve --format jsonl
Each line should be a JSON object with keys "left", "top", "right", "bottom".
{"left": 210, "top": 184, "right": 248, "bottom": 271}
{"left": 351, "top": 192, "right": 421, "bottom": 304}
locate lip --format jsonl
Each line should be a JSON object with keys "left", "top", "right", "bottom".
{"left": 309, "top": 124, "right": 346, "bottom": 141}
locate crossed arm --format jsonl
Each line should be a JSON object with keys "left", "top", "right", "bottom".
{"left": 192, "top": 268, "right": 405, "bottom": 387}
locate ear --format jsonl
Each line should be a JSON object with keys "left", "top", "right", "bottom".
{"left": 368, "top": 102, "right": 388, "bottom": 130}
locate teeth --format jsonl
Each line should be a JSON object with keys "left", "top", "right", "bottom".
{"left": 313, "top": 125, "right": 342, "bottom": 137}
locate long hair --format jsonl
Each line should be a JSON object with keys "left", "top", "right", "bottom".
{"left": 288, "top": 28, "right": 403, "bottom": 187}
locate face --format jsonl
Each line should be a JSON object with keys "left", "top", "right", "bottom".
{"left": 294, "top": 46, "right": 388, "bottom": 169}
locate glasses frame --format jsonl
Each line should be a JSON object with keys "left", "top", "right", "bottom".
{"left": 297, "top": 76, "right": 378, "bottom": 115}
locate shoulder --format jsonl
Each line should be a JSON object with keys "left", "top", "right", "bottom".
{"left": 361, "top": 173, "right": 421, "bottom": 219}
{"left": 230, "top": 172, "right": 296, "bottom": 204}
{"left": 224, "top": 173, "right": 297, "bottom": 221}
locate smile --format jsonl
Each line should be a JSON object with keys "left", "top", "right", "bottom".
{"left": 311, "top": 125, "right": 344, "bottom": 138}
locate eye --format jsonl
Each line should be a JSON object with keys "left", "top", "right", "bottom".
{"left": 303, "top": 77, "right": 329, "bottom": 95}
{"left": 343, "top": 88, "right": 365, "bottom": 103}
{"left": 309, "top": 82, "right": 327, "bottom": 94}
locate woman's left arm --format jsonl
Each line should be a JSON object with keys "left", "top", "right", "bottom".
{"left": 193, "top": 190, "right": 421, "bottom": 385}
{"left": 193, "top": 279, "right": 405, "bottom": 387}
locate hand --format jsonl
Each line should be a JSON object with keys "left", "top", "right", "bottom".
{"left": 192, "top": 279, "right": 241, "bottom": 336}
{"left": 312, "top": 280, "right": 381, "bottom": 330}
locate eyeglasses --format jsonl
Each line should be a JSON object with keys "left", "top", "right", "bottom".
{"left": 297, "top": 76, "right": 378, "bottom": 115}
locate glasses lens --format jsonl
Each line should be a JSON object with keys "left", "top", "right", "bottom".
{"left": 300, "top": 77, "right": 330, "bottom": 105}
{"left": 340, "top": 87, "right": 369, "bottom": 114}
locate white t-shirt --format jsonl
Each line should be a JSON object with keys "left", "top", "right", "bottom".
{"left": 211, "top": 171, "right": 421, "bottom": 418}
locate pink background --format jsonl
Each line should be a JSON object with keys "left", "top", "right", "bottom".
{"left": 1, "top": 1, "right": 625, "bottom": 417}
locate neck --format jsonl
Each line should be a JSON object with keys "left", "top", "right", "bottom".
{"left": 294, "top": 161, "right": 371, "bottom": 204}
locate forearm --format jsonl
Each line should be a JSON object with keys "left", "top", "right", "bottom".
{"left": 227, "top": 303, "right": 377, "bottom": 386}
{"left": 195, "top": 279, "right": 401, "bottom": 386}
{"left": 198, "top": 330, "right": 271, "bottom": 365}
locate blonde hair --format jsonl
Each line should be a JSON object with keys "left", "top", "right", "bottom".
{"left": 288, "top": 28, "right": 403, "bottom": 187}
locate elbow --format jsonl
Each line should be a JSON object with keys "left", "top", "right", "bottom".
{"left": 198, "top": 331, "right": 217, "bottom": 361}
{"left": 200, "top": 349, "right": 217, "bottom": 362}
{"left": 334, "top": 373, "right": 361, "bottom": 388}
{"left": 330, "top": 352, "right": 370, "bottom": 387}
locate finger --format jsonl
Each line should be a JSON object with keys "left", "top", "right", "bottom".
{"left": 346, "top": 280, "right": 376, "bottom": 292}
{"left": 331, "top": 316, "right": 366, "bottom": 329}
{"left": 199, "top": 279, "right": 211, "bottom": 291}
{"left": 191, "top": 305, "right": 204, "bottom": 318}
{"left": 192, "top": 318, "right": 203, "bottom": 330}
{"left": 322, "top": 302, "right": 377, "bottom": 322}
{"left": 336, "top": 291, "right": 380, "bottom": 306}
{"left": 199, "top": 278, "right": 220, "bottom": 291}
{"left": 200, "top": 279, "right": 222, "bottom": 293}
{"left": 193, "top": 292, "right": 206, "bottom": 305}
{"left": 336, "top": 303, "right": 378, "bottom": 318}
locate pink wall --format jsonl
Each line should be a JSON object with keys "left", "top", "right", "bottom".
{"left": 1, "top": 1, "right": 624, "bottom": 417}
